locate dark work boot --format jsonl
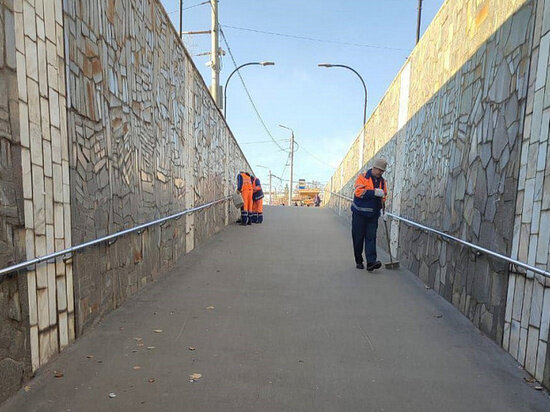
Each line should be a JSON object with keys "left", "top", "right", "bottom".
{"left": 367, "top": 261, "right": 382, "bottom": 271}
{"left": 356, "top": 263, "right": 365, "bottom": 270}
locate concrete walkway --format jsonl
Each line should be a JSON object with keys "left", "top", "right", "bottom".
{"left": 2, "top": 206, "right": 550, "bottom": 411}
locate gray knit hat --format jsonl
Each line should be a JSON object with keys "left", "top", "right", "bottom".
{"left": 373, "top": 158, "right": 387, "bottom": 171}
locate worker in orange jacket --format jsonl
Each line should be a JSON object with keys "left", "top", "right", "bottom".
{"left": 351, "top": 158, "right": 388, "bottom": 271}
{"left": 251, "top": 176, "right": 264, "bottom": 223}
{"left": 237, "top": 171, "right": 253, "bottom": 225}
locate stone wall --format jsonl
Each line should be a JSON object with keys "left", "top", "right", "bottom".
{"left": 0, "top": 0, "right": 29, "bottom": 402}
{"left": 0, "top": 0, "right": 250, "bottom": 403}
{"left": 326, "top": 0, "right": 550, "bottom": 387}
{"left": 505, "top": 0, "right": 550, "bottom": 386}
{"left": 62, "top": 0, "right": 250, "bottom": 335}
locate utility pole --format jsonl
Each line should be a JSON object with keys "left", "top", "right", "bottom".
{"left": 416, "top": 0, "right": 423, "bottom": 44}
{"left": 269, "top": 170, "right": 272, "bottom": 206}
{"left": 179, "top": 0, "right": 183, "bottom": 37}
{"left": 289, "top": 132, "right": 294, "bottom": 206}
{"left": 210, "top": 0, "right": 221, "bottom": 107}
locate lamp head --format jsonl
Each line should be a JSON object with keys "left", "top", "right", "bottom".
{"left": 260, "top": 61, "right": 275, "bottom": 66}
{"left": 318, "top": 63, "right": 333, "bottom": 68}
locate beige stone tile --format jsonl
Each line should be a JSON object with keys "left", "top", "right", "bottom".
{"left": 54, "top": 202, "right": 63, "bottom": 239}
{"left": 32, "top": 164, "right": 45, "bottom": 234}
{"left": 47, "top": 262, "right": 56, "bottom": 326}
{"left": 29, "top": 121, "right": 42, "bottom": 166}
{"left": 27, "top": 269, "right": 37, "bottom": 326}
{"left": 19, "top": 101, "right": 29, "bottom": 147}
{"left": 47, "top": 64, "right": 58, "bottom": 91}
{"left": 30, "top": 325, "right": 39, "bottom": 371}
{"left": 37, "top": 288, "right": 49, "bottom": 331}
{"left": 535, "top": 340, "right": 547, "bottom": 382}
{"left": 27, "top": 78, "right": 40, "bottom": 124}
{"left": 42, "top": 139, "right": 52, "bottom": 177}
{"left": 518, "top": 327, "right": 528, "bottom": 366}
{"left": 58, "top": 311, "right": 68, "bottom": 349}
{"left": 56, "top": 275, "right": 66, "bottom": 312}
{"left": 525, "top": 326, "right": 540, "bottom": 374}
{"left": 35, "top": 15, "right": 44, "bottom": 40}
{"left": 45, "top": 223, "right": 54, "bottom": 254}
{"left": 52, "top": 163, "right": 62, "bottom": 202}
{"left": 45, "top": 39, "right": 56, "bottom": 66}
{"left": 63, "top": 203, "right": 71, "bottom": 245}
{"left": 21, "top": 147, "right": 32, "bottom": 199}
{"left": 49, "top": 87, "right": 60, "bottom": 128}
{"left": 22, "top": 0, "right": 36, "bottom": 41}
{"left": 66, "top": 263, "right": 74, "bottom": 313}
{"left": 24, "top": 199, "right": 33, "bottom": 229}
{"left": 24, "top": 36, "right": 38, "bottom": 81}
{"left": 16, "top": 52, "right": 27, "bottom": 101}
{"left": 68, "top": 312, "right": 75, "bottom": 343}
{"left": 43, "top": 0, "right": 55, "bottom": 41}
{"left": 45, "top": 177, "right": 53, "bottom": 224}
{"left": 50, "top": 126, "right": 61, "bottom": 164}
{"left": 35, "top": 264, "right": 47, "bottom": 290}
{"left": 55, "top": 22, "right": 63, "bottom": 58}
{"left": 15, "top": 10, "right": 24, "bottom": 53}
{"left": 541, "top": 288, "right": 550, "bottom": 340}
{"left": 25, "top": 228, "right": 35, "bottom": 260}
{"left": 37, "top": 39, "right": 48, "bottom": 97}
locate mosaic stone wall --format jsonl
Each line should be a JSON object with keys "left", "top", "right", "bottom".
{"left": 13, "top": 0, "right": 74, "bottom": 381}
{"left": 504, "top": 0, "right": 550, "bottom": 387}
{"left": 62, "top": 0, "right": 250, "bottom": 335}
{"left": 325, "top": 0, "right": 550, "bottom": 386}
{"left": 0, "top": 0, "right": 29, "bottom": 403}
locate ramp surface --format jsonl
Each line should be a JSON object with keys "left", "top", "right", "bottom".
{"left": 2, "top": 206, "right": 549, "bottom": 411}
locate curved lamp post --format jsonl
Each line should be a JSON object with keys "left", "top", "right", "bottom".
{"left": 318, "top": 63, "right": 368, "bottom": 166}
{"left": 224, "top": 61, "right": 275, "bottom": 118}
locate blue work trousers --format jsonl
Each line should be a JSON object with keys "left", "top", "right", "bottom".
{"left": 352, "top": 212, "right": 379, "bottom": 264}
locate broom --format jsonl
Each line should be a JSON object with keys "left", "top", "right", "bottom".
{"left": 382, "top": 207, "right": 400, "bottom": 269}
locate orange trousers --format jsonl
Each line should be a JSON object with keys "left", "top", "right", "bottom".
{"left": 240, "top": 189, "right": 253, "bottom": 224}
{"left": 252, "top": 198, "right": 263, "bottom": 223}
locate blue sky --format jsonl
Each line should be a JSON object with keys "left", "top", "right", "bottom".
{"left": 160, "top": 0, "right": 445, "bottom": 192}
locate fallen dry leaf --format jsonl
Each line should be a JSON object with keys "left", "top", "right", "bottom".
{"left": 24, "top": 386, "right": 31, "bottom": 392}
{"left": 137, "top": 343, "right": 144, "bottom": 347}
{"left": 524, "top": 377, "right": 536, "bottom": 383}
{"left": 189, "top": 373, "right": 202, "bottom": 382}
{"left": 534, "top": 386, "right": 543, "bottom": 390}
{"left": 206, "top": 306, "right": 215, "bottom": 310}
{"left": 188, "top": 347, "right": 196, "bottom": 351}
{"left": 148, "top": 378, "right": 155, "bottom": 383}
{"left": 134, "top": 337, "right": 142, "bottom": 341}
{"left": 133, "top": 366, "right": 141, "bottom": 370}
{"left": 86, "top": 355, "right": 94, "bottom": 359}
{"left": 54, "top": 371, "right": 64, "bottom": 378}
{"left": 153, "top": 329, "right": 163, "bottom": 333}
{"left": 147, "top": 346, "right": 156, "bottom": 350}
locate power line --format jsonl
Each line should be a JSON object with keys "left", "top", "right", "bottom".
{"left": 221, "top": 24, "right": 411, "bottom": 52}
{"left": 240, "top": 139, "right": 289, "bottom": 145}
{"left": 294, "top": 140, "right": 336, "bottom": 170}
{"left": 219, "top": 27, "right": 287, "bottom": 152}
{"left": 167, "top": 0, "right": 210, "bottom": 14}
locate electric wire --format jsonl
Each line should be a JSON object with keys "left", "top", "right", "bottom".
{"left": 167, "top": 1, "right": 210, "bottom": 14}
{"left": 219, "top": 27, "right": 287, "bottom": 152}
{"left": 221, "top": 24, "right": 410, "bottom": 52}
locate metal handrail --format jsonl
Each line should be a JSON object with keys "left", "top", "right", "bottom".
{"left": 0, "top": 196, "right": 231, "bottom": 278}
{"left": 326, "top": 190, "right": 550, "bottom": 279}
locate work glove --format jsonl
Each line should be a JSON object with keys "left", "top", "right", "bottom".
{"left": 374, "top": 188, "right": 385, "bottom": 198}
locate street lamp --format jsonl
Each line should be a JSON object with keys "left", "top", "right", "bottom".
{"left": 224, "top": 61, "right": 275, "bottom": 117}
{"left": 318, "top": 63, "right": 368, "bottom": 167}
{"left": 278, "top": 124, "right": 295, "bottom": 207}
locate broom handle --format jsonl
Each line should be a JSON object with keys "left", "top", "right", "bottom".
{"left": 382, "top": 206, "right": 394, "bottom": 264}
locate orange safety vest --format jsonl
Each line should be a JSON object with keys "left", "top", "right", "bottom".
{"left": 239, "top": 172, "right": 253, "bottom": 191}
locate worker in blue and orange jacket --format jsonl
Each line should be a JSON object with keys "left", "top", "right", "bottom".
{"left": 251, "top": 176, "right": 264, "bottom": 223}
{"left": 351, "top": 158, "right": 388, "bottom": 271}
{"left": 237, "top": 171, "right": 253, "bottom": 225}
